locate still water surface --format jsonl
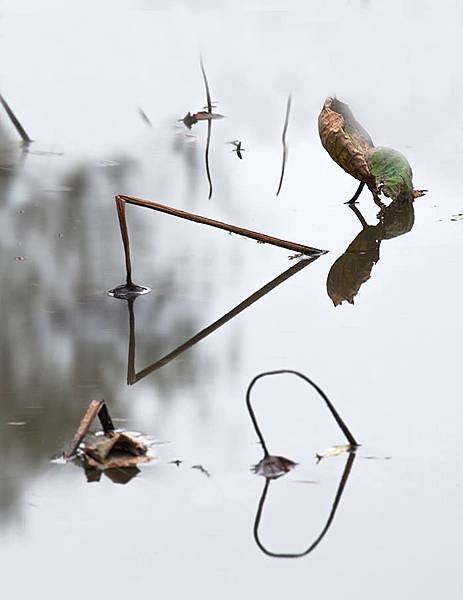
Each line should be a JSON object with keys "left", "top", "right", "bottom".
{"left": 1, "top": 1, "right": 462, "bottom": 598}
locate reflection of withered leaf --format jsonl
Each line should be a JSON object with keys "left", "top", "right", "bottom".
{"left": 328, "top": 199, "right": 416, "bottom": 306}
{"left": 84, "top": 465, "right": 141, "bottom": 484}
{"left": 252, "top": 455, "right": 297, "bottom": 479}
{"left": 104, "top": 467, "right": 141, "bottom": 484}
{"left": 318, "top": 97, "right": 375, "bottom": 187}
{"left": 327, "top": 227, "right": 380, "bottom": 306}
{"left": 381, "top": 199, "right": 415, "bottom": 239}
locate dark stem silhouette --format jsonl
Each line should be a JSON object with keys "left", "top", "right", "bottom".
{"left": 126, "top": 257, "right": 321, "bottom": 384}
{"left": 346, "top": 181, "right": 365, "bottom": 204}
{"left": 246, "top": 369, "right": 358, "bottom": 448}
{"left": 0, "top": 93, "right": 32, "bottom": 145}
{"left": 276, "top": 94, "right": 292, "bottom": 196}
{"left": 253, "top": 451, "right": 356, "bottom": 558}
{"left": 200, "top": 58, "right": 213, "bottom": 199}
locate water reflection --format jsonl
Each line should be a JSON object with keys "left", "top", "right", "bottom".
{"left": 80, "top": 462, "right": 141, "bottom": 485}
{"left": 177, "top": 58, "right": 224, "bottom": 198}
{"left": 125, "top": 258, "right": 319, "bottom": 384}
{"left": 0, "top": 156, "right": 217, "bottom": 522}
{"left": 253, "top": 452, "right": 356, "bottom": 558}
{"left": 0, "top": 115, "right": 28, "bottom": 170}
{"left": 327, "top": 200, "right": 415, "bottom": 306}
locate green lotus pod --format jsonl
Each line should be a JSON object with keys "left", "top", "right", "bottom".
{"left": 368, "top": 147, "right": 414, "bottom": 201}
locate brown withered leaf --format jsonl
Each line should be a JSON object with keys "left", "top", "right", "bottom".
{"left": 319, "top": 98, "right": 426, "bottom": 202}
{"left": 83, "top": 432, "right": 153, "bottom": 470}
{"left": 193, "top": 111, "right": 224, "bottom": 121}
{"left": 180, "top": 111, "right": 224, "bottom": 130}
{"left": 252, "top": 455, "right": 297, "bottom": 479}
{"left": 319, "top": 97, "right": 375, "bottom": 187}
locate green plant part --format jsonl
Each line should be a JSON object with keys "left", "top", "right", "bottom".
{"left": 368, "top": 146, "right": 414, "bottom": 201}
{"left": 318, "top": 97, "right": 426, "bottom": 204}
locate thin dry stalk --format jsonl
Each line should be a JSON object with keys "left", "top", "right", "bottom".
{"left": 117, "top": 194, "right": 325, "bottom": 255}
{"left": 276, "top": 94, "right": 292, "bottom": 196}
{"left": 200, "top": 58, "right": 213, "bottom": 199}
{"left": 0, "top": 93, "right": 32, "bottom": 144}
{"left": 65, "top": 400, "right": 105, "bottom": 459}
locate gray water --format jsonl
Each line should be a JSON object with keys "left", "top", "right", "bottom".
{"left": 1, "top": 1, "right": 462, "bottom": 598}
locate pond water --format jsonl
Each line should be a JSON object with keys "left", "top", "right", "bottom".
{"left": 1, "top": 1, "right": 462, "bottom": 598}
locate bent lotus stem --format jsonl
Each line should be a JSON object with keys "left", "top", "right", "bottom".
{"left": 109, "top": 194, "right": 325, "bottom": 298}
{"left": 246, "top": 369, "right": 358, "bottom": 453}
{"left": 346, "top": 181, "right": 365, "bottom": 204}
{"left": 114, "top": 194, "right": 325, "bottom": 272}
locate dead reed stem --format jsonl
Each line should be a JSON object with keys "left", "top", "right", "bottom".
{"left": 117, "top": 194, "right": 326, "bottom": 255}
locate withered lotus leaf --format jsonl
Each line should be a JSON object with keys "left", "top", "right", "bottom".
{"left": 319, "top": 97, "right": 426, "bottom": 202}
{"left": 318, "top": 97, "right": 375, "bottom": 188}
